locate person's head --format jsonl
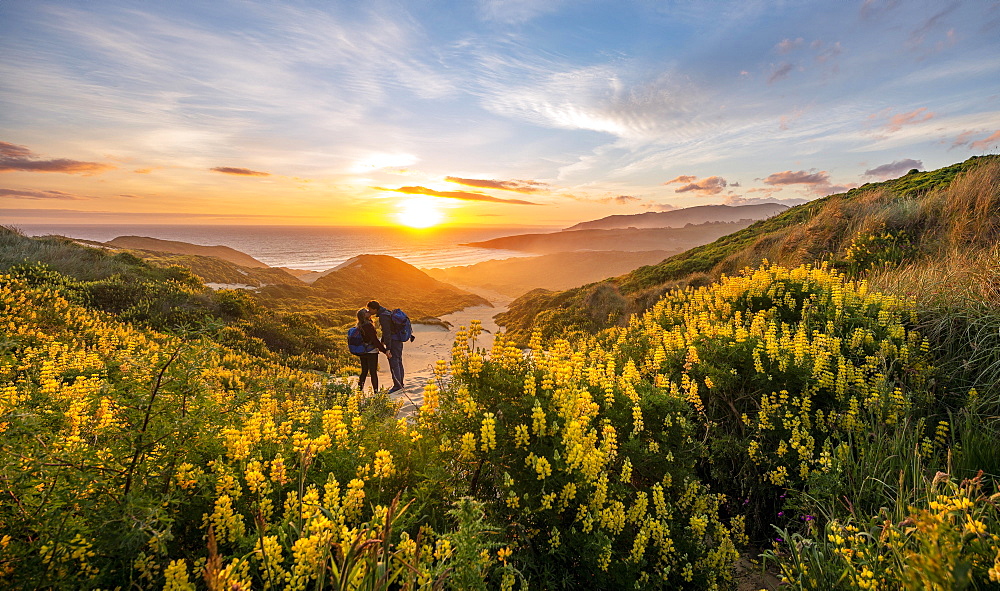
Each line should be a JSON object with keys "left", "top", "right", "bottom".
{"left": 366, "top": 300, "right": 381, "bottom": 313}
{"left": 357, "top": 308, "right": 371, "bottom": 325}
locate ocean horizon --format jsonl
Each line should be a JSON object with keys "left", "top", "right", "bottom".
{"left": 17, "top": 224, "right": 554, "bottom": 271}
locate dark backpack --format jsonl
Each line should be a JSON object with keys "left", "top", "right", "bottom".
{"left": 347, "top": 326, "right": 374, "bottom": 355}
{"left": 389, "top": 308, "right": 412, "bottom": 341}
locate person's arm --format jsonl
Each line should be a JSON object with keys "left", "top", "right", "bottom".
{"left": 362, "top": 323, "right": 389, "bottom": 354}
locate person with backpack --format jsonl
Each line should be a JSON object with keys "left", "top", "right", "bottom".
{"left": 367, "top": 299, "right": 414, "bottom": 394}
{"left": 348, "top": 308, "right": 391, "bottom": 393}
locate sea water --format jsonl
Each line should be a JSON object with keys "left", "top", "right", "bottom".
{"left": 17, "top": 224, "right": 548, "bottom": 271}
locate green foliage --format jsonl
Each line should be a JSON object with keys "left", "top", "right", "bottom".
{"left": 500, "top": 155, "right": 1000, "bottom": 345}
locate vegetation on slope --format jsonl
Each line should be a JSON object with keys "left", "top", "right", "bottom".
{"left": 498, "top": 155, "right": 1000, "bottom": 344}
{"left": 4, "top": 250, "right": 1000, "bottom": 588}
{"left": 126, "top": 251, "right": 305, "bottom": 288}
{"left": 106, "top": 235, "right": 271, "bottom": 268}
{"left": 0, "top": 227, "right": 353, "bottom": 371}
{"left": 3, "top": 155, "right": 1000, "bottom": 589}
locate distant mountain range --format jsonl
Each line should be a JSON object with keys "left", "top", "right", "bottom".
{"left": 426, "top": 250, "right": 675, "bottom": 298}
{"left": 564, "top": 203, "right": 788, "bottom": 231}
{"left": 463, "top": 220, "right": 761, "bottom": 254}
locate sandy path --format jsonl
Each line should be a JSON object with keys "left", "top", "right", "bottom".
{"left": 347, "top": 287, "right": 512, "bottom": 417}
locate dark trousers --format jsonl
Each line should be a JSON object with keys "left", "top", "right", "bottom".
{"left": 358, "top": 353, "right": 379, "bottom": 391}
{"left": 388, "top": 340, "right": 404, "bottom": 388}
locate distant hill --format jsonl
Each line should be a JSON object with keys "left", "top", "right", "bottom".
{"left": 132, "top": 252, "right": 305, "bottom": 288}
{"left": 426, "top": 250, "right": 676, "bottom": 298}
{"left": 106, "top": 236, "right": 270, "bottom": 268}
{"left": 497, "top": 155, "right": 1000, "bottom": 343}
{"left": 313, "top": 254, "right": 490, "bottom": 308}
{"left": 564, "top": 203, "right": 788, "bottom": 231}
{"left": 464, "top": 220, "right": 759, "bottom": 254}
{"left": 259, "top": 254, "right": 491, "bottom": 321}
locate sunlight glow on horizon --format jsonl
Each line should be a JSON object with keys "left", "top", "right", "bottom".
{"left": 395, "top": 196, "right": 445, "bottom": 228}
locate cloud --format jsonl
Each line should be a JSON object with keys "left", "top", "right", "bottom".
{"left": 477, "top": 0, "right": 566, "bottom": 24}
{"left": 884, "top": 108, "right": 934, "bottom": 132}
{"left": 775, "top": 38, "right": 804, "bottom": 54}
{"left": 971, "top": 130, "right": 1000, "bottom": 150}
{"left": 864, "top": 159, "right": 923, "bottom": 178}
{"left": 641, "top": 202, "right": 677, "bottom": 212}
{"left": 816, "top": 183, "right": 858, "bottom": 196}
{"left": 763, "top": 170, "right": 830, "bottom": 186}
{"left": 210, "top": 166, "right": 270, "bottom": 176}
{"left": 723, "top": 194, "right": 809, "bottom": 206}
{"left": 0, "top": 188, "right": 91, "bottom": 200}
{"left": 952, "top": 129, "right": 1000, "bottom": 150}
{"left": 375, "top": 185, "right": 540, "bottom": 205}
{"left": 602, "top": 195, "right": 639, "bottom": 205}
{"left": 665, "top": 175, "right": 697, "bottom": 184}
{"left": 445, "top": 176, "right": 550, "bottom": 193}
{"left": 134, "top": 168, "right": 154, "bottom": 174}
{"left": 674, "top": 176, "right": 728, "bottom": 195}
{"left": 768, "top": 62, "right": 796, "bottom": 84}
{"left": 860, "top": 0, "right": 901, "bottom": 19}
{"left": 0, "top": 141, "right": 113, "bottom": 175}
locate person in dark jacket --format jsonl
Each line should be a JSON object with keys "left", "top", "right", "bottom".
{"left": 356, "top": 308, "right": 390, "bottom": 392}
{"left": 367, "top": 299, "right": 412, "bottom": 393}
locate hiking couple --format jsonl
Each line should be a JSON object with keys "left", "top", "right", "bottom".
{"left": 349, "top": 300, "right": 414, "bottom": 394}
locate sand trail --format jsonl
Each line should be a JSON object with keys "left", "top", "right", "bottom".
{"left": 346, "top": 294, "right": 509, "bottom": 416}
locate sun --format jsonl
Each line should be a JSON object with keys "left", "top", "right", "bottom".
{"left": 396, "top": 196, "right": 445, "bottom": 228}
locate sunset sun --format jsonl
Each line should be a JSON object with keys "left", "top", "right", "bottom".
{"left": 396, "top": 196, "right": 444, "bottom": 228}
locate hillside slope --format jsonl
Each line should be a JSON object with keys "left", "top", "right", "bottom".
{"left": 126, "top": 251, "right": 304, "bottom": 288}
{"left": 497, "top": 155, "right": 1000, "bottom": 343}
{"left": 564, "top": 203, "right": 787, "bottom": 230}
{"left": 106, "top": 235, "right": 270, "bottom": 268}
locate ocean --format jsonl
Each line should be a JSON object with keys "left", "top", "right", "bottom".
{"left": 17, "top": 224, "right": 549, "bottom": 271}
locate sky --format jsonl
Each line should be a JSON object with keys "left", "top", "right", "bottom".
{"left": 1, "top": 0, "right": 999, "bottom": 228}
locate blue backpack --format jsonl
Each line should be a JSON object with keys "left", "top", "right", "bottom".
{"left": 389, "top": 308, "right": 412, "bottom": 341}
{"left": 347, "top": 326, "right": 374, "bottom": 355}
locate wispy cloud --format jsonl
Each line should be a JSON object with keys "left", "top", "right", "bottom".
{"left": 665, "top": 175, "right": 697, "bottom": 184}
{"left": 375, "top": 185, "right": 540, "bottom": 205}
{"left": 723, "top": 194, "right": 808, "bottom": 206}
{"left": 860, "top": 0, "right": 901, "bottom": 20}
{"left": 445, "top": 176, "right": 550, "bottom": 193}
{"left": 864, "top": 158, "right": 922, "bottom": 178}
{"left": 673, "top": 175, "right": 728, "bottom": 195}
{"left": 775, "top": 38, "right": 804, "bottom": 54}
{"left": 211, "top": 166, "right": 271, "bottom": 177}
{"left": 763, "top": 170, "right": 830, "bottom": 186}
{"left": 951, "top": 129, "right": 1000, "bottom": 150}
{"left": 0, "top": 141, "right": 112, "bottom": 175}
{"left": 970, "top": 130, "right": 1000, "bottom": 150}
{"left": 0, "top": 188, "right": 91, "bottom": 200}
{"left": 882, "top": 107, "right": 935, "bottom": 132}
{"left": 476, "top": 0, "right": 567, "bottom": 24}
{"left": 600, "top": 195, "right": 640, "bottom": 205}
{"left": 768, "top": 62, "right": 796, "bottom": 84}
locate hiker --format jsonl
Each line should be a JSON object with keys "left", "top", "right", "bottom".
{"left": 367, "top": 300, "right": 414, "bottom": 394}
{"left": 353, "top": 308, "right": 391, "bottom": 393}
